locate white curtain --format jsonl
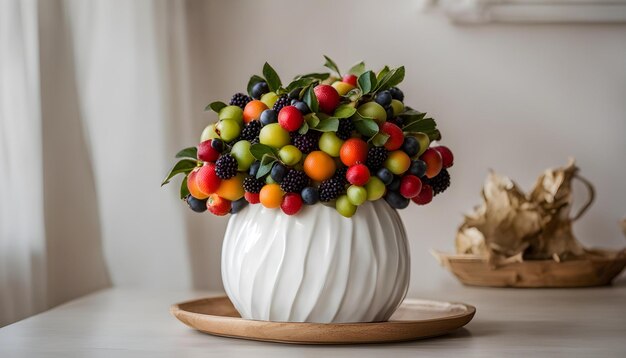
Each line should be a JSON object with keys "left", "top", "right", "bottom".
{"left": 0, "top": 0, "right": 222, "bottom": 326}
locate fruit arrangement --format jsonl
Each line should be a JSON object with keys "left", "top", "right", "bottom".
{"left": 162, "top": 56, "right": 455, "bottom": 217}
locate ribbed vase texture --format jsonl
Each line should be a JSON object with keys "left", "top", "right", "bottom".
{"left": 221, "top": 200, "right": 410, "bottom": 323}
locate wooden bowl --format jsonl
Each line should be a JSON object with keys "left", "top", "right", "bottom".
{"left": 171, "top": 296, "right": 476, "bottom": 344}
{"left": 433, "top": 250, "right": 626, "bottom": 288}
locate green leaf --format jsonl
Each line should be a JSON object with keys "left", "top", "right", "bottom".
{"left": 205, "top": 101, "right": 227, "bottom": 113}
{"left": 247, "top": 75, "right": 265, "bottom": 97}
{"left": 256, "top": 154, "right": 276, "bottom": 179}
{"left": 180, "top": 176, "right": 189, "bottom": 199}
{"left": 399, "top": 110, "right": 427, "bottom": 126}
{"left": 175, "top": 146, "right": 198, "bottom": 159}
{"left": 298, "top": 122, "right": 309, "bottom": 135}
{"left": 314, "top": 118, "right": 339, "bottom": 132}
{"left": 403, "top": 118, "right": 439, "bottom": 140}
{"left": 323, "top": 55, "right": 341, "bottom": 77}
{"left": 376, "top": 66, "right": 405, "bottom": 92}
{"left": 162, "top": 159, "right": 197, "bottom": 186}
{"left": 262, "top": 62, "right": 282, "bottom": 92}
{"left": 353, "top": 118, "right": 379, "bottom": 137}
{"left": 285, "top": 77, "right": 316, "bottom": 92}
{"left": 348, "top": 61, "right": 366, "bottom": 76}
{"left": 371, "top": 132, "right": 390, "bottom": 147}
{"left": 295, "top": 72, "right": 330, "bottom": 81}
{"left": 345, "top": 88, "right": 362, "bottom": 102}
{"left": 305, "top": 113, "right": 320, "bottom": 128}
{"left": 249, "top": 143, "right": 276, "bottom": 161}
{"left": 357, "top": 71, "right": 377, "bottom": 94}
{"left": 333, "top": 104, "right": 357, "bottom": 119}
{"left": 303, "top": 85, "right": 319, "bottom": 113}
{"left": 376, "top": 66, "right": 390, "bottom": 82}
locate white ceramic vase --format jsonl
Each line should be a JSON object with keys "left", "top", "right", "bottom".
{"left": 221, "top": 200, "right": 410, "bottom": 323}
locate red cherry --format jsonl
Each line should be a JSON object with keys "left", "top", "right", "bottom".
{"left": 207, "top": 194, "right": 231, "bottom": 216}
{"left": 412, "top": 185, "right": 433, "bottom": 205}
{"left": 197, "top": 140, "right": 220, "bottom": 162}
{"left": 346, "top": 164, "right": 370, "bottom": 186}
{"left": 278, "top": 106, "right": 304, "bottom": 132}
{"left": 281, "top": 193, "right": 303, "bottom": 215}
{"left": 434, "top": 146, "right": 454, "bottom": 168}
{"left": 342, "top": 74, "right": 357, "bottom": 86}
{"left": 313, "top": 84, "right": 340, "bottom": 114}
{"left": 400, "top": 175, "right": 422, "bottom": 199}
{"left": 244, "top": 192, "right": 260, "bottom": 204}
{"left": 381, "top": 122, "right": 404, "bottom": 151}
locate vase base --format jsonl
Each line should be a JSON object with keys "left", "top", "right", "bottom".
{"left": 171, "top": 295, "right": 475, "bottom": 344}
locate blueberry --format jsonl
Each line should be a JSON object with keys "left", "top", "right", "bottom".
{"left": 389, "top": 87, "right": 404, "bottom": 102}
{"left": 388, "top": 176, "right": 401, "bottom": 191}
{"left": 385, "top": 106, "right": 394, "bottom": 121}
{"left": 376, "top": 167, "right": 394, "bottom": 185}
{"left": 210, "top": 138, "right": 224, "bottom": 153}
{"left": 290, "top": 98, "right": 299, "bottom": 105}
{"left": 375, "top": 90, "right": 392, "bottom": 107}
{"left": 288, "top": 88, "right": 301, "bottom": 99}
{"left": 408, "top": 160, "right": 427, "bottom": 178}
{"left": 301, "top": 187, "right": 319, "bottom": 205}
{"left": 270, "top": 163, "right": 288, "bottom": 183}
{"left": 249, "top": 161, "right": 261, "bottom": 177}
{"left": 230, "top": 198, "right": 248, "bottom": 214}
{"left": 251, "top": 82, "right": 269, "bottom": 100}
{"left": 293, "top": 101, "right": 310, "bottom": 114}
{"left": 260, "top": 109, "right": 277, "bottom": 126}
{"left": 385, "top": 191, "right": 410, "bottom": 209}
{"left": 401, "top": 137, "right": 420, "bottom": 157}
{"left": 186, "top": 195, "right": 207, "bottom": 213}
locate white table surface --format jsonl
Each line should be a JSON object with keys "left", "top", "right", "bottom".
{"left": 1, "top": 282, "right": 626, "bottom": 358}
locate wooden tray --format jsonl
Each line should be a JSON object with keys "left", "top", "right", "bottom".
{"left": 171, "top": 296, "right": 475, "bottom": 344}
{"left": 433, "top": 250, "right": 626, "bottom": 288}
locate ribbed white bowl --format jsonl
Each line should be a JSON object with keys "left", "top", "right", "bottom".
{"left": 221, "top": 200, "right": 410, "bottom": 323}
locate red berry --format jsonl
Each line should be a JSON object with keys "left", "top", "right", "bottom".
{"left": 346, "top": 164, "right": 370, "bottom": 186}
{"left": 400, "top": 175, "right": 422, "bottom": 199}
{"left": 278, "top": 106, "right": 304, "bottom": 132}
{"left": 342, "top": 74, "right": 357, "bottom": 86}
{"left": 281, "top": 193, "right": 303, "bottom": 215}
{"left": 434, "top": 146, "right": 454, "bottom": 168}
{"left": 195, "top": 163, "right": 221, "bottom": 195}
{"left": 244, "top": 192, "right": 260, "bottom": 204}
{"left": 412, "top": 184, "right": 433, "bottom": 205}
{"left": 313, "top": 84, "right": 340, "bottom": 114}
{"left": 420, "top": 148, "right": 443, "bottom": 179}
{"left": 197, "top": 140, "right": 220, "bottom": 162}
{"left": 207, "top": 194, "right": 231, "bottom": 215}
{"left": 381, "top": 122, "right": 404, "bottom": 151}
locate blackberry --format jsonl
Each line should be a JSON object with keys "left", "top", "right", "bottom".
{"left": 280, "top": 170, "right": 310, "bottom": 193}
{"left": 319, "top": 177, "right": 345, "bottom": 202}
{"left": 292, "top": 131, "right": 320, "bottom": 154}
{"left": 334, "top": 165, "right": 349, "bottom": 185}
{"left": 240, "top": 120, "right": 261, "bottom": 142}
{"left": 229, "top": 93, "right": 251, "bottom": 109}
{"left": 243, "top": 176, "right": 264, "bottom": 193}
{"left": 336, "top": 118, "right": 354, "bottom": 140}
{"left": 215, "top": 154, "right": 238, "bottom": 179}
{"left": 272, "top": 95, "right": 291, "bottom": 113}
{"left": 425, "top": 168, "right": 450, "bottom": 196}
{"left": 366, "top": 147, "right": 388, "bottom": 170}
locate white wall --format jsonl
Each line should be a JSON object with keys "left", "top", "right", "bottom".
{"left": 179, "top": 0, "right": 626, "bottom": 293}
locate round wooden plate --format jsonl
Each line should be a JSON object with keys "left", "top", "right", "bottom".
{"left": 171, "top": 296, "right": 476, "bottom": 344}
